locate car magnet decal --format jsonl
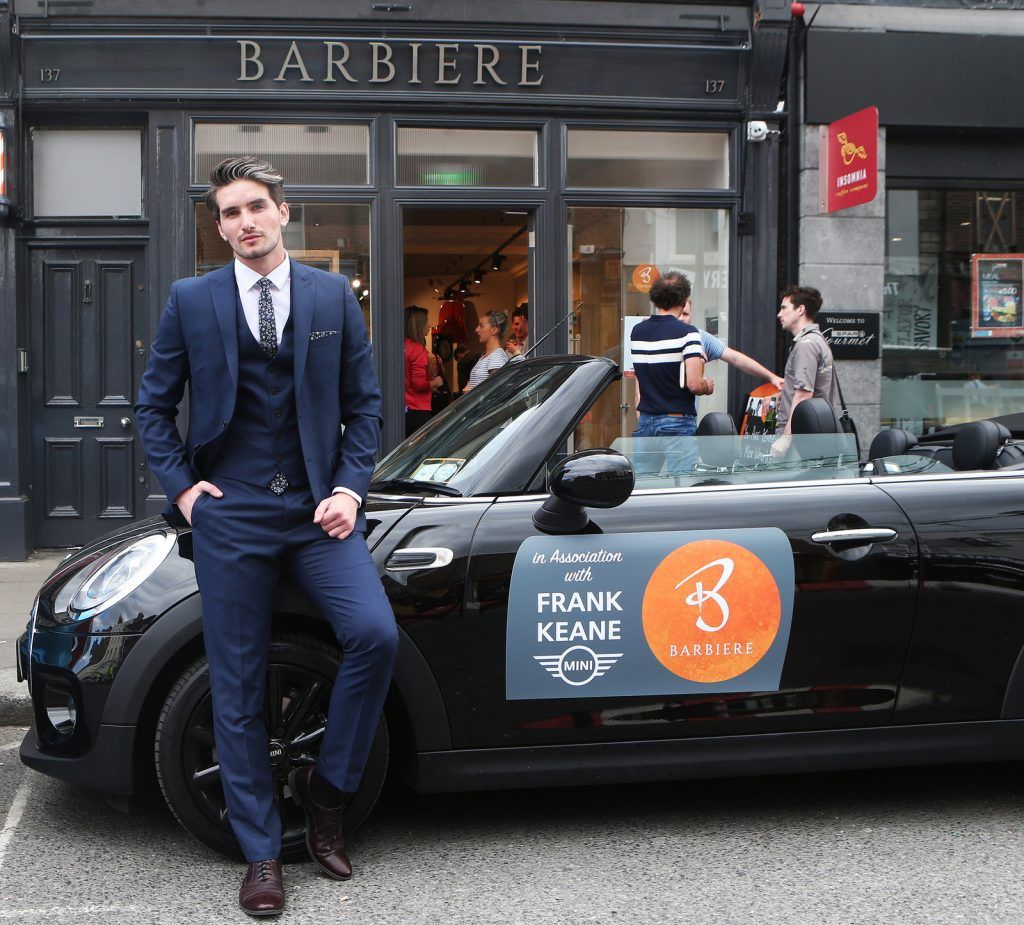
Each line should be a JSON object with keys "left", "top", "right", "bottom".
{"left": 506, "top": 529, "right": 794, "bottom": 700}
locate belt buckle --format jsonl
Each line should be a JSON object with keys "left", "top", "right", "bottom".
{"left": 269, "top": 473, "right": 289, "bottom": 495}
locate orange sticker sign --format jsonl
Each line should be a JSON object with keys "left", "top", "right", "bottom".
{"left": 631, "top": 264, "right": 660, "bottom": 293}
{"left": 642, "top": 539, "right": 782, "bottom": 682}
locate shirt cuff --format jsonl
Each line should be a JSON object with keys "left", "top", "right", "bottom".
{"left": 332, "top": 486, "right": 362, "bottom": 506}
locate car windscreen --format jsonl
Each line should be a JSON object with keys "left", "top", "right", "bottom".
{"left": 373, "top": 361, "right": 585, "bottom": 495}
{"left": 608, "top": 433, "right": 862, "bottom": 487}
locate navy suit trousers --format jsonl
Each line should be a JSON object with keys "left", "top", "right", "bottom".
{"left": 189, "top": 476, "right": 398, "bottom": 862}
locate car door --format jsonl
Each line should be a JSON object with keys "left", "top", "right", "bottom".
{"left": 453, "top": 476, "right": 919, "bottom": 749}
{"left": 877, "top": 469, "right": 1024, "bottom": 725}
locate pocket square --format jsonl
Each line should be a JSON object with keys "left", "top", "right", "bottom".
{"left": 310, "top": 330, "right": 338, "bottom": 342}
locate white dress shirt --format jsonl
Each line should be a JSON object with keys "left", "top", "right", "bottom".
{"left": 233, "top": 255, "right": 360, "bottom": 507}
{"left": 234, "top": 255, "right": 292, "bottom": 346}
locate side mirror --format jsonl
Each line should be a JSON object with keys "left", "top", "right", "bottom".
{"left": 533, "top": 449, "right": 634, "bottom": 533}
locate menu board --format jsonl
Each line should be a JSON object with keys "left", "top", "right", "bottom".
{"left": 739, "top": 383, "right": 782, "bottom": 462}
{"left": 972, "top": 255, "right": 1024, "bottom": 338}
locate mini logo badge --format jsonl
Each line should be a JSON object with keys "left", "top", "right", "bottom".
{"left": 642, "top": 539, "right": 781, "bottom": 683}
{"left": 534, "top": 645, "right": 623, "bottom": 687}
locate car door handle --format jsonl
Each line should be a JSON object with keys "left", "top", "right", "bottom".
{"left": 385, "top": 547, "right": 454, "bottom": 571}
{"left": 810, "top": 528, "right": 898, "bottom": 545}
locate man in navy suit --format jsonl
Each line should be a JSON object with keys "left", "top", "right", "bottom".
{"left": 136, "top": 157, "right": 397, "bottom": 917}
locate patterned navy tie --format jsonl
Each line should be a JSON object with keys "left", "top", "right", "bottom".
{"left": 256, "top": 277, "right": 277, "bottom": 358}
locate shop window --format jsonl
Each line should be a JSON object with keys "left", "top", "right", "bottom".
{"left": 32, "top": 128, "right": 143, "bottom": 218}
{"left": 193, "top": 123, "right": 370, "bottom": 186}
{"left": 566, "top": 129, "right": 729, "bottom": 190}
{"left": 195, "top": 201, "right": 372, "bottom": 335}
{"left": 568, "top": 206, "right": 730, "bottom": 451}
{"left": 395, "top": 127, "right": 538, "bottom": 187}
{"left": 883, "top": 188, "right": 1024, "bottom": 433}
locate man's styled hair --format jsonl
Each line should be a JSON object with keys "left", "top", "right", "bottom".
{"left": 512, "top": 302, "right": 529, "bottom": 320}
{"left": 649, "top": 271, "right": 691, "bottom": 312}
{"left": 205, "top": 156, "right": 285, "bottom": 219}
{"left": 781, "top": 285, "right": 823, "bottom": 321}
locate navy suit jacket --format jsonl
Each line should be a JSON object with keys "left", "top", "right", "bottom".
{"left": 135, "top": 260, "right": 382, "bottom": 529}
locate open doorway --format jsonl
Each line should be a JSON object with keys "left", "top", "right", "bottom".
{"left": 401, "top": 207, "right": 531, "bottom": 434}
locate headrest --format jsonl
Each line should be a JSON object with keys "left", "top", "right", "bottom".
{"left": 791, "top": 398, "right": 841, "bottom": 435}
{"left": 869, "top": 428, "right": 918, "bottom": 462}
{"left": 696, "top": 412, "right": 738, "bottom": 437}
{"left": 952, "top": 420, "right": 1011, "bottom": 471}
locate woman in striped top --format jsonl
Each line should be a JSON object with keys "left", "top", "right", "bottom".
{"left": 464, "top": 311, "right": 511, "bottom": 391}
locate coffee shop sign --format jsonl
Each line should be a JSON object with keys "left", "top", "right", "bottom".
{"left": 236, "top": 39, "right": 544, "bottom": 87}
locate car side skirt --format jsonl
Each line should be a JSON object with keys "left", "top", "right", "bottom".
{"left": 411, "top": 720, "right": 1024, "bottom": 793}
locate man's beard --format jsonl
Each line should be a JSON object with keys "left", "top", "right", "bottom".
{"left": 235, "top": 233, "right": 279, "bottom": 260}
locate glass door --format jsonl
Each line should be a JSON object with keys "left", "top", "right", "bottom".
{"left": 400, "top": 206, "right": 533, "bottom": 436}
{"left": 568, "top": 207, "right": 730, "bottom": 449}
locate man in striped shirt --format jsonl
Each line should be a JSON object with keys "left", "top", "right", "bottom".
{"left": 629, "top": 271, "right": 713, "bottom": 475}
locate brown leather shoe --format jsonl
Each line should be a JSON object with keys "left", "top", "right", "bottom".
{"left": 288, "top": 765, "right": 353, "bottom": 881}
{"left": 238, "top": 859, "right": 284, "bottom": 917}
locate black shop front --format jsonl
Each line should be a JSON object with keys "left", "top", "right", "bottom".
{"left": 0, "top": 0, "right": 793, "bottom": 556}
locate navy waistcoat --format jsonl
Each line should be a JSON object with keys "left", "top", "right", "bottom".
{"left": 209, "top": 291, "right": 309, "bottom": 490}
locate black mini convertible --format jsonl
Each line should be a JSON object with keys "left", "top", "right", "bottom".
{"left": 17, "top": 354, "right": 1024, "bottom": 859}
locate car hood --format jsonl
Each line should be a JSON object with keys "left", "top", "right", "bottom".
{"left": 363, "top": 495, "right": 423, "bottom": 550}
{"left": 51, "top": 494, "right": 421, "bottom": 584}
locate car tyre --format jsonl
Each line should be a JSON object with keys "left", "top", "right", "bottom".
{"left": 154, "top": 632, "right": 389, "bottom": 861}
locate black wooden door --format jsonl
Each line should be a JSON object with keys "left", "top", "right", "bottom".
{"left": 29, "top": 244, "right": 148, "bottom": 547}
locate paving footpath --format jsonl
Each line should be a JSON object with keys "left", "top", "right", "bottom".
{"left": 0, "top": 551, "right": 66, "bottom": 726}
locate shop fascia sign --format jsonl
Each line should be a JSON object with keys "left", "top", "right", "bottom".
{"left": 236, "top": 39, "right": 544, "bottom": 88}
{"left": 818, "top": 106, "right": 879, "bottom": 214}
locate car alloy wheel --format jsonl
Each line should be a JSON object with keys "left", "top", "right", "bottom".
{"left": 154, "top": 632, "right": 389, "bottom": 861}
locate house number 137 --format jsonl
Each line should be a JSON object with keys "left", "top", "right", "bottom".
{"left": 39, "top": 68, "right": 61, "bottom": 82}
{"left": 705, "top": 80, "right": 725, "bottom": 94}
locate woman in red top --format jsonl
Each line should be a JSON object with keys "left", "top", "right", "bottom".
{"left": 404, "top": 306, "right": 442, "bottom": 438}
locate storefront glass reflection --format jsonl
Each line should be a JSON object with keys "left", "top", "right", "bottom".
{"left": 568, "top": 207, "right": 730, "bottom": 451}
{"left": 883, "top": 189, "right": 1024, "bottom": 432}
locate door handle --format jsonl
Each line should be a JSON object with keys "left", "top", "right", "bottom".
{"left": 120, "top": 417, "right": 132, "bottom": 429}
{"left": 385, "top": 547, "right": 454, "bottom": 571}
{"left": 811, "top": 528, "right": 898, "bottom": 545}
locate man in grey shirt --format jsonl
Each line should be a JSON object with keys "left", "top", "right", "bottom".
{"left": 772, "top": 285, "right": 835, "bottom": 456}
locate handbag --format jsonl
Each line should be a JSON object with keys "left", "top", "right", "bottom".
{"left": 831, "top": 362, "right": 860, "bottom": 457}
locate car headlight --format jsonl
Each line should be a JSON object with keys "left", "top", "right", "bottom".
{"left": 53, "top": 532, "right": 176, "bottom": 620}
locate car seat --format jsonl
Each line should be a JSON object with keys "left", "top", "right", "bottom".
{"left": 791, "top": 397, "right": 841, "bottom": 434}
{"left": 951, "top": 419, "right": 1024, "bottom": 470}
{"left": 696, "top": 412, "right": 737, "bottom": 437}
{"left": 696, "top": 412, "right": 739, "bottom": 470}
{"left": 866, "top": 428, "right": 918, "bottom": 473}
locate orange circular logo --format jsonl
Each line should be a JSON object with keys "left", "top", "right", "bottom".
{"left": 641, "top": 540, "right": 781, "bottom": 683}
{"left": 631, "top": 264, "right": 660, "bottom": 293}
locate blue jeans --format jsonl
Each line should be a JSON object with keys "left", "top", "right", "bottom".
{"left": 632, "top": 412, "right": 698, "bottom": 477}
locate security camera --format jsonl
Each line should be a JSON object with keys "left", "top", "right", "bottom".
{"left": 747, "top": 121, "right": 769, "bottom": 143}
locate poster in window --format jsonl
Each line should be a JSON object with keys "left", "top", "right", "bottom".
{"left": 738, "top": 383, "right": 781, "bottom": 462}
{"left": 972, "top": 255, "right": 1024, "bottom": 338}
{"left": 883, "top": 259, "right": 938, "bottom": 349}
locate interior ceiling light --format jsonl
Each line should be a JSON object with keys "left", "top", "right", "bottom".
{"left": 473, "top": 270, "right": 484, "bottom": 284}
{"left": 351, "top": 277, "right": 362, "bottom": 289}
{"left": 490, "top": 253, "right": 506, "bottom": 271}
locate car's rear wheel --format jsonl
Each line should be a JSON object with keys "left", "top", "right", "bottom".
{"left": 154, "top": 632, "right": 388, "bottom": 861}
